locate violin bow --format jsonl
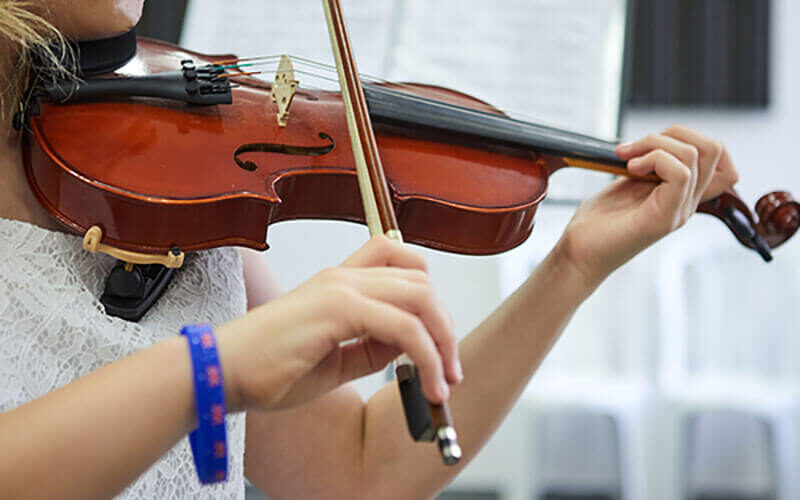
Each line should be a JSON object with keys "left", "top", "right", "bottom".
{"left": 322, "top": 0, "right": 462, "bottom": 465}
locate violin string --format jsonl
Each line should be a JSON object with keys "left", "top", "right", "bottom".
{"left": 219, "top": 70, "right": 263, "bottom": 78}
{"left": 290, "top": 60, "right": 550, "bottom": 124}
{"left": 282, "top": 56, "right": 508, "bottom": 108}
{"left": 212, "top": 54, "right": 389, "bottom": 86}
{"left": 211, "top": 55, "right": 284, "bottom": 66}
{"left": 251, "top": 58, "right": 466, "bottom": 107}
{"left": 212, "top": 55, "right": 608, "bottom": 137}
{"left": 218, "top": 62, "right": 341, "bottom": 90}
{"left": 220, "top": 63, "right": 334, "bottom": 94}
{"left": 293, "top": 68, "right": 342, "bottom": 85}
{"left": 217, "top": 55, "right": 481, "bottom": 107}
{"left": 237, "top": 60, "right": 561, "bottom": 133}
{"left": 213, "top": 56, "right": 395, "bottom": 91}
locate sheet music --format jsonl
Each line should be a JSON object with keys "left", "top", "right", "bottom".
{"left": 182, "top": 0, "right": 397, "bottom": 78}
{"left": 387, "top": 0, "right": 627, "bottom": 140}
{"left": 182, "top": 0, "right": 626, "bottom": 138}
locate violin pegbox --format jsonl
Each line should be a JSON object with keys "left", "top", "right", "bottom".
{"left": 756, "top": 191, "right": 800, "bottom": 249}
{"left": 270, "top": 55, "right": 298, "bottom": 127}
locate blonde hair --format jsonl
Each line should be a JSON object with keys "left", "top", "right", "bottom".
{"left": 0, "top": 1, "right": 73, "bottom": 122}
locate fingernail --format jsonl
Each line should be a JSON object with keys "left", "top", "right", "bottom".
{"left": 438, "top": 380, "right": 450, "bottom": 400}
{"left": 455, "top": 360, "right": 464, "bottom": 381}
{"left": 617, "top": 141, "right": 633, "bottom": 150}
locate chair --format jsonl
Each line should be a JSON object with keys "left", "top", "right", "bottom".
{"left": 448, "top": 203, "right": 660, "bottom": 500}
{"left": 654, "top": 223, "right": 800, "bottom": 500}
{"left": 684, "top": 410, "right": 777, "bottom": 500}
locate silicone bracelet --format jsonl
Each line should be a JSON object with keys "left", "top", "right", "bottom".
{"left": 180, "top": 324, "right": 228, "bottom": 484}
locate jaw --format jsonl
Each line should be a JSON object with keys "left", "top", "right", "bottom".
{"left": 44, "top": 0, "right": 145, "bottom": 41}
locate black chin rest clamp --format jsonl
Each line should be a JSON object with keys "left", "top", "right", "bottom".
{"left": 101, "top": 256, "right": 180, "bottom": 323}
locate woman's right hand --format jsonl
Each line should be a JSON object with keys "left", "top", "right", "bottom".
{"left": 216, "top": 236, "right": 463, "bottom": 413}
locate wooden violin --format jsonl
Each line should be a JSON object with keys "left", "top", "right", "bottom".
{"left": 19, "top": 40, "right": 799, "bottom": 265}
{"left": 16, "top": 15, "right": 800, "bottom": 463}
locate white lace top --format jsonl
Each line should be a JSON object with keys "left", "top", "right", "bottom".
{"left": 0, "top": 218, "right": 248, "bottom": 499}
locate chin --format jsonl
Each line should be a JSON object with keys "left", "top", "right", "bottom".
{"left": 48, "top": 0, "right": 145, "bottom": 41}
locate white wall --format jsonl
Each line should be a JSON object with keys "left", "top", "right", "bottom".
{"left": 620, "top": 0, "right": 800, "bottom": 377}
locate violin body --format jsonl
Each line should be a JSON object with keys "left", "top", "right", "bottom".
{"left": 22, "top": 38, "right": 800, "bottom": 260}
{"left": 24, "top": 38, "right": 551, "bottom": 256}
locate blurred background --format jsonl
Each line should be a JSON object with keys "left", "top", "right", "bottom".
{"left": 137, "top": 1, "right": 800, "bottom": 498}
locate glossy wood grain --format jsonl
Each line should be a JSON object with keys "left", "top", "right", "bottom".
{"left": 25, "top": 38, "right": 546, "bottom": 256}
{"left": 24, "top": 38, "right": 797, "bottom": 260}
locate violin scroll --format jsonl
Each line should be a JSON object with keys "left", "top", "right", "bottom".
{"left": 755, "top": 191, "right": 800, "bottom": 249}
{"left": 698, "top": 190, "right": 800, "bottom": 262}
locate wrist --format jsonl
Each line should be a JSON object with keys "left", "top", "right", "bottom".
{"left": 541, "top": 235, "right": 607, "bottom": 303}
{"left": 213, "top": 323, "right": 245, "bottom": 414}
{"left": 215, "top": 309, "right": 293, "bottom": 413}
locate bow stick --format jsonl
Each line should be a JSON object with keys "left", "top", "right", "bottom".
{"left": 322, "top": 0, "right": 462, "bottom": 465}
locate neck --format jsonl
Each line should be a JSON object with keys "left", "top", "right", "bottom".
{"left": 363, "top": 84, "right": 625, "bottom": 166}
{"left": 0, "top": 41, "right": 64, "bottom": 232}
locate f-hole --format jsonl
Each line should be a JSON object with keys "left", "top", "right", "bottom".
{"left": 234, "top": 132, "right": 335, "bottom": 172}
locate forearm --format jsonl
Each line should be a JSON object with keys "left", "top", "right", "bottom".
{"left": 241, "top": 242, "right": 599, "bottom": 499}
{"left": 362, "top": 243, "right": 597, "bottom": 497}
{"left": 0, "top": 336, "right": 197, "bottom": 499}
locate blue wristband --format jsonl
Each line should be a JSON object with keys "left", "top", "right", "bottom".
{"left": 181, "top": 324, "right": 228, "bottom": 484}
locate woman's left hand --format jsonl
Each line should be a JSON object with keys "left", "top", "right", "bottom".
{"left": 557, "top": 125, "right": 740, "bottom": 287}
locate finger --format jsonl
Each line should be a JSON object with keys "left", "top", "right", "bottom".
{"left": 338, "top": 293, "right": 449, "bottom": 403}
{"left": 703, "top": 146, "right": 740, "bottom": 200}
{"left": 660, "top": 125, "right": 723, "bottom": 202}
{"left": 617, "top": 133, "right": 700, "bottom": 171}
{"left": 350, "top": 266, "right": 430, "bottom": 284}
{"left": 337, "top": 338, "right": 402, "bottom": 383}
{"left": 627, "top": 149, "right": 693, "bottom": 218}
{"left": 347, "top": 271, "right": 461, "bottom": 384}
{"left": 341, "top": 235, "right": 428, "bottom": 271}
{"left": 618, "top": 134, "right": 699, "bottom": 208}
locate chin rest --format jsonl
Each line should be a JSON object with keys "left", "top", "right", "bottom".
{"left": 73, "top": 28, "right": 138, "bottom": 76}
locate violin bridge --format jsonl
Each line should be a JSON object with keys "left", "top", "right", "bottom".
{"left": 270, "top": 55, "right": 298, "bottom": 127}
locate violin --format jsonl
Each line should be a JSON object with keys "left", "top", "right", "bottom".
{"left": 20, "top": 40, "right": 799, "bottom": 264}
{"left": 16, "top": 12, "right": 799, "bottom": 463}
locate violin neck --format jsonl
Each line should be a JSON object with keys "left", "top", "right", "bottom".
{"left": 363, "top": 84, "right": 632, "bottom": 178}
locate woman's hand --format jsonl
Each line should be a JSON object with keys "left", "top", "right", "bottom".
{"left": 557, "top": 125, "right": 740, "bottom": 286}
{"left": 216, "top": 236, "right": 463, "bottom": 413}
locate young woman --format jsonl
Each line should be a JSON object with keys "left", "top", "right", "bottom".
{"left": 0, "top": 1, "right": 740, "bottom": 498}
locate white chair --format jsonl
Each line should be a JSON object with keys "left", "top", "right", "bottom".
{"left": 521, "top": 378, "right": 655, "bottom": 500}
{"left": 684, "top": 410, "right": 777, "bottom": 500}
{"left": 654, "top": 223, "right": 800, "bottom": 500}
{"left": 447, "top": 203, "right": 660, "bottom": 500}
{"left": 536, "top": 411, "right": 624, "bottom": 499}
